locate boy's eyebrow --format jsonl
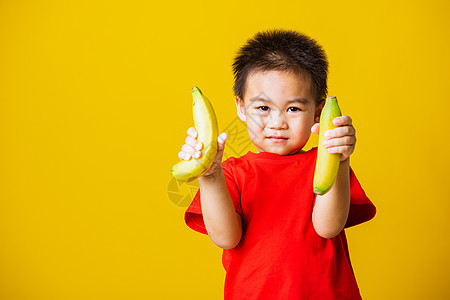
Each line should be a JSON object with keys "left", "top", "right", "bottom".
{"left": 248, "top": 95, "right": 311, "bottom": 105}
{"left": 286, "top": 97, "right": 310, "bottom": 105}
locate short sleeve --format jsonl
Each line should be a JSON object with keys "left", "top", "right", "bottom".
{"left": 345, "top": 168, "right": 376, "bottom": 228}
{"left": 184, "top": 158, "right": 242, "bottom": 235}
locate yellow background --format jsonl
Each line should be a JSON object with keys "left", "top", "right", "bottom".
{"left": 1, "top": 0, "right": 449, "bottom": 299}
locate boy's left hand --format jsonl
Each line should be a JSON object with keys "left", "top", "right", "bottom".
{"left": 311, "top": 116, "right": 356, "bottom": 162}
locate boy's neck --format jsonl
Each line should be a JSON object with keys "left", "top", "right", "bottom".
{"left": 256, "top": 149, "right": 306, "bottom": 155}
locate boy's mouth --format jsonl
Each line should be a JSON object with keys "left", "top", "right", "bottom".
{"left": 266, "top": 136, "right": 289, "bottom": 143}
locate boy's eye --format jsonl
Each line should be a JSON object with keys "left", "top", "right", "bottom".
{"left": 288, "top": 107, "right": 301, "bottom": 112}
{"left": 258, "top": 106, "right": 270, "bottom": 111}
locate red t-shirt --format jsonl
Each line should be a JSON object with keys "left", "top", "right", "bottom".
{"left": 185, "top": 148, "right": 376, "bottom": 299}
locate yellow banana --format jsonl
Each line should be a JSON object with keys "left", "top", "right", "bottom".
{"left": 171, "top": 87, "right": 219, "bottom": 182}
{"left": 313, "top": 96, "right": 342, "bottom": 195}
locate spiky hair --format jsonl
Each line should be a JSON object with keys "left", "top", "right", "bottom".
{"left": 232, "top": 29, "right": 329, "bottom": 103}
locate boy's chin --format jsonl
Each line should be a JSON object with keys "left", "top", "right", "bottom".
{"left": 257, "top": 145, "right": 304, "bottom": 156}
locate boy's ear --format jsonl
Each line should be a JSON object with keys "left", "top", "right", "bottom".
{"left": 314, "top": 99, "right": 325, "bottom": 123}
{"left": 235, "top": 96, "right": 247, "bottom": 122}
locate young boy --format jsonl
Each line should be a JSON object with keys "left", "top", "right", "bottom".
{"left": 178, "top": 29, "right": 376, "bottom": 299}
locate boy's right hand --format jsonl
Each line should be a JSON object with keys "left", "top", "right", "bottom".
{"left": 178, "top": 127, "right": 228, "bottom": 178}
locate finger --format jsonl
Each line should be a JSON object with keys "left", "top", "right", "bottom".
{"left": 185, "top": 135, "right": 203, "bottom": 151}
{"left": 326, "top": 145, "right": 354, "bottom": 157}
{"left": 311, "top": 123, "right": 320, "bottom": 134}
{"left": 324, "top": 125, "right": 356, "bottom": 139}
{"left": 333, "top": 115, "right": 352, "bottom": 126}
{"left": 215, "top": 132, "right": 227, "bottom": 161}
{"left": 178, "top": 151, "right": 191, "bottom": 161}
{"left": 187, "top": 127, "right": 198, "bottom": 138}
{"left": 322, "top": 135, "right": 356, "bottom": 148}
{"left": 217, "top": 132, "right": 227, "bottom": 151}
{"left": 182, "top": 144, "right": 201, "bottom": 159}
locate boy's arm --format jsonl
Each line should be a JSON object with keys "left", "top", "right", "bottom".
{"left": 312, "top": 159, "right": 350, "bottom": 238}
{"left": 198, "top": 169, "right": 242, "bottom": 249}
{"left": 311, "top": 116, "right": 355, "bottom": 239}
{"left": 179, "top": 127, "right": 242, "bottom": 249}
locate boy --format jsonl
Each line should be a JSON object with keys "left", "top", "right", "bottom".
{"left": 178, "top": 29, "right": 376, "bottom": 299}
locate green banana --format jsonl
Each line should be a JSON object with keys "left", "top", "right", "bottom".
{"left": 171, "top": 87, "right": 219, "bottom": 182}
{"left": 313, "top": 96, "right": 342, "bottom": 195}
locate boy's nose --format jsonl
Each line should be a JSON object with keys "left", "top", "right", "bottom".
{"left": 268, "top": 112, "right": 288, "bottom": 129}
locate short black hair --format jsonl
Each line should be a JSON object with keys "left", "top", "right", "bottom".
{"left": 232, "top": 29, "right": 328, "bottom": 104}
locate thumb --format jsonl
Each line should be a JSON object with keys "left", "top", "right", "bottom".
{"left": 215, "top": 132, "right": 227, "bottom": 160}
{"left": 311, "top": 123, "right": 320, "bottom": 135}
{"left": 217, "top": 132, "right": 227, "bottom": 152}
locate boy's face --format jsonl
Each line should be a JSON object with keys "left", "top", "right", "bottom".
{"left": 236, "top": 70, "right": 322, "bottom": 155}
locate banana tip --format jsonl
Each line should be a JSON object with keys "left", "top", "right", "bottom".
{"left": 314, "top": 188, "right": 325, "bottom": 195}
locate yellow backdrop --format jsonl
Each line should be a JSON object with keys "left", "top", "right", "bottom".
{"left": 1, "top": 0, "right": 449, "bottom": 299}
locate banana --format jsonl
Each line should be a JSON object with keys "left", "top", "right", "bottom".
{"left": 171, "top": 87, "right": 219, "bottom": 182}
{"left": 313, "top": 96, "right": 342, "bottom": 195}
